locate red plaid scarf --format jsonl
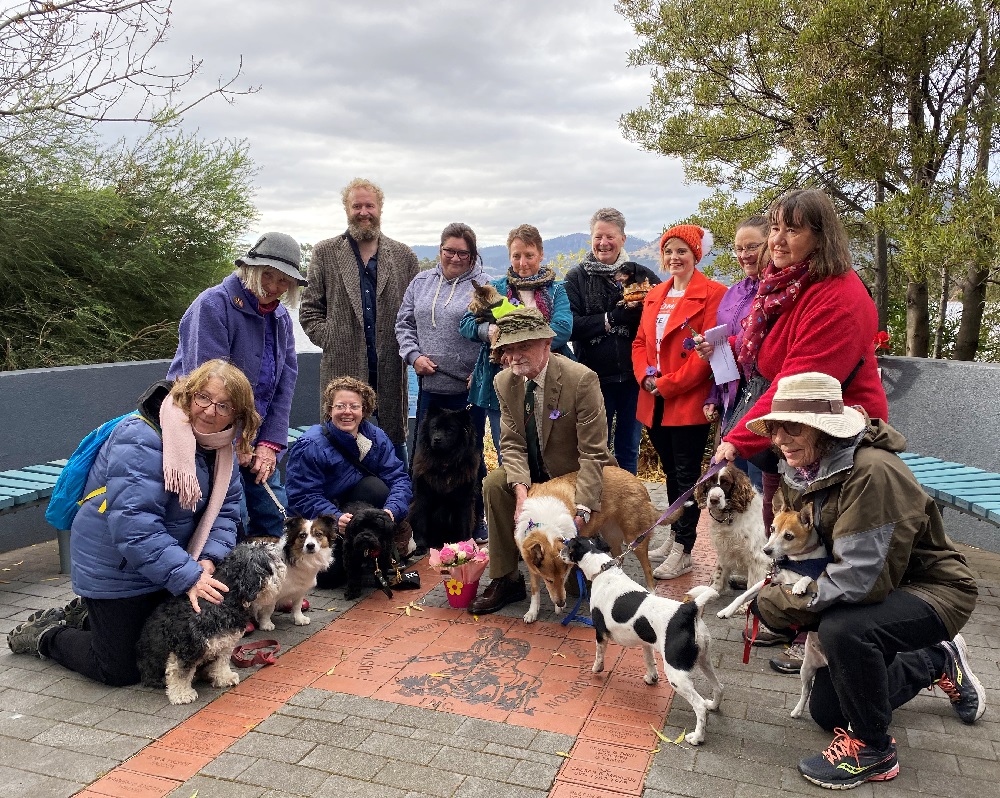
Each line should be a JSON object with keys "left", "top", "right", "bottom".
{"left": 737, "top": 259, "right": 812, "bottom": 377}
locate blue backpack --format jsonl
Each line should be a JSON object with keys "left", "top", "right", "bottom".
{"left": 45, "top": 413, "right": 138, "bottom": 531}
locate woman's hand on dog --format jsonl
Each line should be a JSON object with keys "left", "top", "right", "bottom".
{"left": 250, "top": 443, "right": 277, "bottom": 485}
{"left": 338, "top": 513, "right": 353, "bottom": 533}
{"left": 513, "top": 483, "right": 528, "bottom": 526}
{"left": 186, "top": 567, "right": 229, "bottom": 613}
{"left": 413, "top": 355, "right": 437, "bottom": 376}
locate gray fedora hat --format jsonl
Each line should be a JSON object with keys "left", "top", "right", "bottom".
{"left": 491, "top": 307, "right": 555, "bottom": 351}
{"left": 236, "top": 232, "right": 306, "bottom": 285}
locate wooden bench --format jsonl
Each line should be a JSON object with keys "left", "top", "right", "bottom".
{"left": 0, "top": 427, "right": 317, "bottom": 573}
{"left": 898, "top": 452, "right": 1000, "bottom": 528}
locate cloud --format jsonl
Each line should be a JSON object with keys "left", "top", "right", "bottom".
{"left": 144, "top": 0, "right": 711, "bottom": 246}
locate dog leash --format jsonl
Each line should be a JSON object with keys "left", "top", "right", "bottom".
{"left": 560, "top": 569, "right": 594, "bottom": 628}
{"left": 599, "top": 459, "right": 727, "bottom": 575}
{"left": 261, "top": 479, "right": 288, "bottom": 520}
{"left": 231, "top": 639, "right": 280, "bottom": 668}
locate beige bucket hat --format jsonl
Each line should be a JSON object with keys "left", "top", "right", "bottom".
{"left": 747, "top": 372, "right": 866, "bottom": 439}
{"left": 491, "top": 307, "right": 555, "bottom": 351}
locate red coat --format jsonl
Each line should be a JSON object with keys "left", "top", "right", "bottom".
{"left": 724, "top": 270, "right": 888, "bottom": 458}
{"left": 632, "top": 270, "right": 727, "bottom": 427}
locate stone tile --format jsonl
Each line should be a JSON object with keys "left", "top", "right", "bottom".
{"left": 0, "top": 666, "right": 65, "bottom": 692}
{"left": 234, "top": 759, "right": 330, "bottom": 793}
{"left": 0, "top": 711, "right": 57, "bottom": 740}
{"left": 0, "top": 764, "right": 81, "bottom": 798}
{"left": 645, "top": 762, "right": 739, "bottom": 798}
{"left": 200, "top": 752, "right": 257, "bottom": 780}
{"left": 94, "top": 709, "right": 178, "bottom": 739}
{"left": 314, "top": 774, "right": 407, "bottom": 798}
{"left": 167, "top": 775, "right": 265, "bottom": 798}
{"left": 297, "top": 743, "right": 386, "bottom": 779}
{"left": 30, "top": 697, "right": 120, "bottom": 726}
{"left": 228, "top": 730, "right": 317, "bottom": 763}
{"left": 40, "top": 677, "right": 115, "bottom": 703}
{"left": 374, "top": 760, "right": 464, "bottom": 797}
{"left": 428, "top": 745, "right": 517, "bottom": 780}
{"left": 316, "top": 693, "right": 397, "bottom": 720}
{"left": 284, "top": 687, "right": 332, "bottom": 708}
{"left": 455, "top": 716, "right": 539, "bottom": 747}
{"left": 31, "top": 723, "right": 147, "bottom": 759}
{"left": 454, "top": 776, "right": 549, "bottom": 798}
{"left": 385, "top": 703, "right": 466, "bottom": 733}
{"left": 509, "top": 758, "right": 560, "bottom": 789}
{"left": 357, "top": 729, "right": 438, "bottom": 765}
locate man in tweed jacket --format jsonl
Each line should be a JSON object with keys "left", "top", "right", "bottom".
{"left": 300, "top": 178, "right": 418, "bottom": 454}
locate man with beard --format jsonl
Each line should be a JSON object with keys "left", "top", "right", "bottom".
{"left": 300, "top": 178, "right": 419, "bottom": 461}
{"left": 469, "top": 307, "right": 615, "bottom": 615}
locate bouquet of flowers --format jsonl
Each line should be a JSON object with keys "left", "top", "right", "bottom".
{"left": 428, "top": 539, "right": 489, "bottom": 598}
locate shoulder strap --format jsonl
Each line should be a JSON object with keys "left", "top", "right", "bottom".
{"left": 321, "top": 425, "right": 379, "bottom": 479}
{"left": 842, "top": 356, "right": 866, "bottom": 391}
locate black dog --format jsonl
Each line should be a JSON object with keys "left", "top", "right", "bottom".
{"left": 137, "top": 543, "right": 282, "bottom": 704}
{"left": 323, "top": 502, "right": 398, "bottom": 600}
{"left": 409, "top": 405, "right": 481, "bottom": 550}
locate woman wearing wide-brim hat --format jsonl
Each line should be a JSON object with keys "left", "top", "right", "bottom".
{"left": 746, "top": 371, "right": 983, "bottom": 790}
{"left": 168, "top": 231, "right": 307, "bottom": 539}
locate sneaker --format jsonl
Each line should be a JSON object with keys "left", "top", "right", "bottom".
{"left": 473, "top": 519, "right": 488, "bottom": 545}
{"left": 652, "top": 542, "right": 692, "bottom": 580}
{"left": 770, "top": 642, "right": 805, "bottom": 674}
{"left": 742, "top": 623, "right": 796, "bottom": 647}
{"left": 936, "top": 633, "right": 986, "bottom": 724}
{"left": 28, "top": 597, "right": 87, "bottom": 630}
{"left": 648, "top": 533, "right": 675, "bottom": 564}
{"left": 7, "top": 608, "right": 66, "bottom": 657}
{"left": 798, "top": 728, "right": 899, "bottom": 789}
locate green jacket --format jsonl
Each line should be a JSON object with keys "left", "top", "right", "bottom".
{"left": 757, "top": 419, "right": 977, "bottom": 638}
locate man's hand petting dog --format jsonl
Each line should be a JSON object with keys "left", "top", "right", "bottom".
{"left": 186, "top": 565, "right": 228, "bottom": 613}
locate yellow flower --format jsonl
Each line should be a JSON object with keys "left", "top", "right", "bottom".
{"left": 446, "top": 578, "right": 464, "bottom": 595}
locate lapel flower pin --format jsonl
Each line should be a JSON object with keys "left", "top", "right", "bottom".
{"left": 549, "top": 409, "right": 562, "bottom": 420}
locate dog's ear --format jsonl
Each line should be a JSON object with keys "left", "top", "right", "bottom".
{"left": 693, "top": 478, "right": 709, "bottom": 508}
{"left": 730, "top": 470, "right": 756, "bottom": 513}
{"left": 773, "top": 487, "right": 789, "bottom": 514}
{"left": 797, "top": 502, "right": 814, "bottom": 529}
{"left": 526, "top": 541, "right": 546, "bottom": 569}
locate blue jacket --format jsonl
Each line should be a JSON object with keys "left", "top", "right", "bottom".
{"left": 285, "top": 420, "right": 413, "bottom": 522}
{"left": 459, "top": 276, "right": 573, "bottom": 411}
{"left": 70, "top": 415, "right": 242, "bottom": 600}
{"left": 167, "top": 273, "right": 298, "bottom": 451}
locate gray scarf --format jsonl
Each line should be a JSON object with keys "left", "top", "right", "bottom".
{"left": 581, "top": 248, "right": 630, "bottom": 276}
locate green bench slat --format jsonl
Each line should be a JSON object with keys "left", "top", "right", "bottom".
{"left": 22, "top": 464, "right": 65, "bottom": 477}
{"left": 0, "top": 469, "right": 60, "bottom": 485}
{"left": 0, "top": 494, "right": 14, "bottom": 510}
{"left": 901, "top": 452, "right": 1000, "bottom": 529}
{"left": 0, "top": 480, "right": 42, "bottom": 503}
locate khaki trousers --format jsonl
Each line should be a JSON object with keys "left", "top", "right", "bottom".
{"left": 483, "top": 466, "right": 519, "bottom": 580}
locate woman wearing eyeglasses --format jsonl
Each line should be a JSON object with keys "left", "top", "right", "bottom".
{"left": 167, "top": 232, "right": 306, "bottom": 540}
{"left": 702, "top": 215, "right": 768, "bottom": 490}
{"left": 285, "top": 376, "right": 412, "bottom": 538}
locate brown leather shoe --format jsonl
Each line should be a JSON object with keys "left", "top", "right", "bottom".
{"left": 469, "top": 574, "right": 526, "bottom": 615}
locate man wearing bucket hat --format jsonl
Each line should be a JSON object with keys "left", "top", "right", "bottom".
{"left": 168, "top": 231, "right": 306, "bottom": 539}
{"left": 745, "top": 372, "right": 983, "bottom": 789}
{"left": 469, "top": 307, "right": 615, "bottom": 615}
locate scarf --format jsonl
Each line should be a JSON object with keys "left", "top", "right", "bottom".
{"left": 737, "top": 259, "right": 812, "bottom": 377}
{"left": 506, "top": 265, "right": 556, "bottom": 321}
{"left": 160, "top": 394, "right": 237, "bottom": 561}
{"left": 580, "top": 248, "right": 629, "bottom": 277}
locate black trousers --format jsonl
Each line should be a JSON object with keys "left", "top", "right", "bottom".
{"left": 808, "top": 590, "right": 949, "bottom": 748}
{"left": 340, "top": 475, "right": 389, "bottom": 508}
{"left": 647, "top": 414, "right": 710, "bottom": 552}
{"left": 40, "top": 591, "right": 168, "bottom": 686}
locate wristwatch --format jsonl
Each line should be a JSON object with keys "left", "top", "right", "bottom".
{"left": 575, "top": 509, "right": 591, "bottom": 524}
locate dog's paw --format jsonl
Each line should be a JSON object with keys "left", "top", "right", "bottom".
{"left": 792, "top": 584, "right": 808, "bottom": 596}
{"left": 212, "top": 669, "right": 240, "bottom": 688}
{"left": 257, "top": 618, "right": 275, "bottom": 631}
{"left": 522, "top": 608, "right": 539, "bottom": 624}
{"left": 292, "top": 614, "right": 311, "bottom": 626}
{"left": 716, "top": 608, "right": 733, "bottom": 619}
{"left": 684, "top": 730, "right": 705, "bottom": 746}
{"left": 166, "top": 685, "right": 198, "bottom": 705}
{"left": 643, "top": 673, "right": 659, "bottom": 686}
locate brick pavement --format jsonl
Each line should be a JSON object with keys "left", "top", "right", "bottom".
{"left": 0, "top": 483, "right": 997, "bottom": 797}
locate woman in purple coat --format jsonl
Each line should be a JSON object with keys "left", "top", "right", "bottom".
{"left": 168, "top": 232, "right": 306, "bottom": 538}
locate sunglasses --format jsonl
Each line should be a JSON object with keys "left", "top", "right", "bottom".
{"left": 764, "top": 420, "right": 804, "bottom": 437}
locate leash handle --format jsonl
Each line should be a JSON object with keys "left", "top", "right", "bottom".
{"left": 261, "top": 479, "right": 288, "bottom": 520}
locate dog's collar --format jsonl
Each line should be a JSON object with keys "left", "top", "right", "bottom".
{"left": 708, "top": 506, "right": 734, "bottom": 525}
{"left": 598, "top": 558, "right": 622, "bottom": 575}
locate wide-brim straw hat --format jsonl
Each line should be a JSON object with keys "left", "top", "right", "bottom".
{"left": 491, "top": 307, "right": 555, "bottom": 351}
{"left": 747, "top": 372, "right": 866, "bottom": 439}
{"left": 236, "top": 232, "right": 307, "bottom": 285}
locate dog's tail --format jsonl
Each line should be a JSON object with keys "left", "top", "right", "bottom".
{"left": 684, "top": 585, "right": 719, "bottom": 611}
{"left": 656, "top": 500, "right": 693, "bottom": 527}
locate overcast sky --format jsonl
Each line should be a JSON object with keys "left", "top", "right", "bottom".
{"left": 152, "top": 0, "right": 710, "bottom": 248}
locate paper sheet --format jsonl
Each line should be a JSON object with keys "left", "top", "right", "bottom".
{"left": 704, "top": 324, "right": 740, "bottom": 385}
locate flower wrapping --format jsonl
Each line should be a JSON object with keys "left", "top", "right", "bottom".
{"left": 428, "top": 538, "right": 489, "bottom": 585}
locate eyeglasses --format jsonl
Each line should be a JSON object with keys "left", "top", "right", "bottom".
{"left": 441, "top": 246, "right": 471, "bottom": 261}
{"left": 765, "top": 420, "right": 804, "bottom": 437}
{"left": 733, "top": 242, "right": 764, "bottom": 255}
{"left": 332, "top": 403, "right": 363, "bottom": 413}
{"left": 193, "top": 392, "right": 234, "bottom": 417}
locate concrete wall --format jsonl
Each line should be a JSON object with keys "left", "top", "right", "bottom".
{"left": 2, "top": 353, "right": 998, "bottom": 552}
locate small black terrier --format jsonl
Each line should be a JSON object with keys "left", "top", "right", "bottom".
{"left": 409, "top": 405, "right": 481, "bottom": 551}
{"left": 323, "top": 502, "right": 398, "bottom": 600}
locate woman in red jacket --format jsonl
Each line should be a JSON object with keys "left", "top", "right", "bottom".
{"left": 632, "top": 224, "right": 726, "bottom": 579}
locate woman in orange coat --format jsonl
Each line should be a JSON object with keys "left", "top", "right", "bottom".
{"left": 632, "top": 224, "right": 726, "bottom": 579}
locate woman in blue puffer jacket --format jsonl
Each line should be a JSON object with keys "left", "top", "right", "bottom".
{"left": 6, "top": 360, "right": 260, "bottom": 686}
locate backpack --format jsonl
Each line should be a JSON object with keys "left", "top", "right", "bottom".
{"left": 45, "top": 413, "right": 137, "bottom": 531}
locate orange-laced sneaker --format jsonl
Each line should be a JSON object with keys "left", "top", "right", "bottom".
{"left": 798, "top": 728, "right": 898, "bottom": 790}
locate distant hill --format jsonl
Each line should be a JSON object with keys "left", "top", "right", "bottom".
{"left": 411, "top": 233, "right": 658, "bottom": 277}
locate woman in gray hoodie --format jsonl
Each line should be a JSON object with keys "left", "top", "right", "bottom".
{"left": 395, "top": 222, "right": 487, "bottom": 533}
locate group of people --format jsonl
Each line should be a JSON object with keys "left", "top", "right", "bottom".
{"left": 7, "top": 178, "right": 986, "bottom": 791}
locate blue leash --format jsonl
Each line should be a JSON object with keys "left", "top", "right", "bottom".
{"left": 560, "top": 568, "right": 593, "bottom": 627}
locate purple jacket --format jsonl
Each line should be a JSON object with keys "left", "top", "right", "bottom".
{"left": 706, "top": 276, "right": 758, "bottom": 409}
{"left": 167, "top": 273, "right": 298, "bottom": 450}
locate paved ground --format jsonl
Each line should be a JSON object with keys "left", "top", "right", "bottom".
{"left": 1, "top": 482, "right": 997, "bottom": 798}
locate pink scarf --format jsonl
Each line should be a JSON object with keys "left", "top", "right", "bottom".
{"left": 160, "top": 395, "right": 237, "bottom": 561}
{"left": 737, "top": 259, "right": 812, "bottom": 377}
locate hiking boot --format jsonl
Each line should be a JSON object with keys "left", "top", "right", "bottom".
{"left": 770, "top": 642, "right": 805, "bottom": 674}
{"left": 27, "top": 597, "right": 88, "bottom": 630}
{"left": 936, "top": 633, "right": 986, "bottom": 724}
{"left": 798, "top": 728, "right": 898, "bottom": 789}
{"left": 653, "top": 542, "right": 692, "bottom": 580}
{"left": 742, "top": 623, "right": 796, "bottom": 647}
{"left": 7, "top": 608, "right": 66, "bottom": 658}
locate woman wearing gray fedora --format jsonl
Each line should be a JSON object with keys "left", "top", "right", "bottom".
{"left": 168, "top": 232, "right": 307, "bottom": 540}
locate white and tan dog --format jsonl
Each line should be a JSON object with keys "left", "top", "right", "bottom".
{"left": 561, "top": 535, "right": 724, "bottom": 745}
{"left": 515, "top": 466, "right": 683, "bottom": 623}
{"left": 253, "top": 516, "right": 336, "bottom": 630}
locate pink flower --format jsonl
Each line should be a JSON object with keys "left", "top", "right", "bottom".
{"left": 439, "top": 546, "right": 456, "bottom": 565}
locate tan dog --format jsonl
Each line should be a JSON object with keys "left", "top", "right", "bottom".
{"left": 515, "top": 466, "right": 682, "bottom": 623}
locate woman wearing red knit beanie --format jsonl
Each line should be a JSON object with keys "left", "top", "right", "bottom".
{"left": 632, "top": 224, "right": 726, "bottom": 579}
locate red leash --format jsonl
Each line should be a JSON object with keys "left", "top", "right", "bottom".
{"left": 231, "top": 639, "right": 280, "bottom": 668}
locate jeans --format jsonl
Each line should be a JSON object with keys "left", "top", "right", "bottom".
{"left": 487, "top": 407, "right": 502, "bottom": 464}
{"left": 808, "top": 590, "right": 949, "bottom": 748}
{"left": 413, "top": 390, "right": 487, "bottom": 522}
{"left": 647, "top": 416, "right": 710, "bottom": 552}
{"left": 42, "top": 591, "right": 168, "bottom": 686}
{"left": 240, "top": 464, "right": 287, "bottom": 539}
{"left": 734, "top": 458, "right": 763, "bottom": 492}
{"left": 600, "top": 379, "right": 642, "bottom": 475}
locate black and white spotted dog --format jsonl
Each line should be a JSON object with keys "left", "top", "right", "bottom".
{"left": 693, "top": 464, "right": 770, "bottom": 594}
{"left": 561, "top": 536, "right": 724, "bottom": 745}
{"left": 137, "top": 543, "right": 282, "bottom": 705}
{"left": 324, "top": 502, "right": 397, "bottom": 600}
